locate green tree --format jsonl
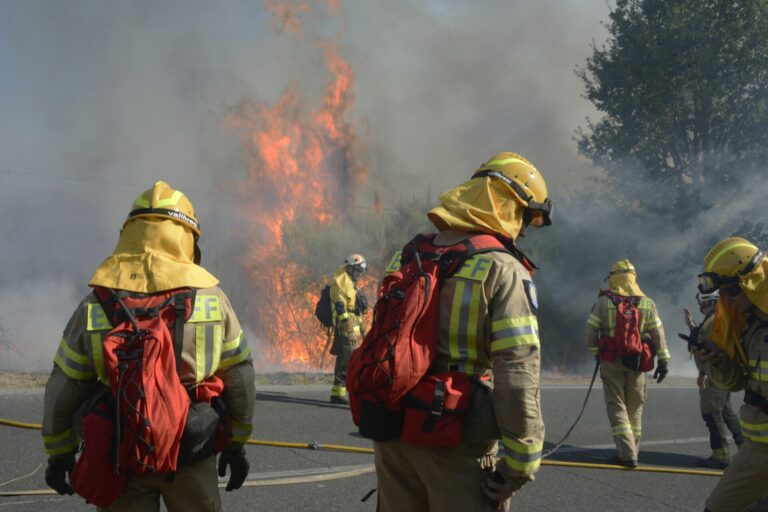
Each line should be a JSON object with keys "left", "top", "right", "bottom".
{"left": 577, "top": 0, "right": 768, "bottom": 221}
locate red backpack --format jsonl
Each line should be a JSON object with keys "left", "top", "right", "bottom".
{"left": 71, "top": 287, "right": 196, "bottom": 506}
{"left": 597, "top": 291, "right": 654, "bottom": 371}
{"left": 347, "top": 233, "right": 532, "bottom": 444}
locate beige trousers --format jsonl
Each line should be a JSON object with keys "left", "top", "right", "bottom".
{"left": 600, "top": 360, "right": 646, "bottom": 461}
{"left": 97, "top": 455, "right": 221, "bottom": 512}
{"left": 706, "top": 440, "right": 768, "bottom": 512}
{"left": 374, "top": 439, "right": 500, "bottom": 512}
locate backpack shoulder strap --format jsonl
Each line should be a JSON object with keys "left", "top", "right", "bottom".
{"left": 93, "top": 285, "right": 196, "bottom": 372}
{"left": 171, "top": 289, "right": 196, "bottom": 372}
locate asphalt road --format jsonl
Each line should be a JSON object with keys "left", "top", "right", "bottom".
{"left": 0, "top": 382, "right": 740, "bottom": 511}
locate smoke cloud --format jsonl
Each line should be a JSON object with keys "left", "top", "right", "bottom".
{"left": 5, "top": 0, "right": 750, "bottom": 376}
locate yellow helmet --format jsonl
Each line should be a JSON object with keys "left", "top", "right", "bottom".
{"left": 472, "top": 151, "right": 552, "bottom": 226}
{"left": 699, "top": 237, "right": 764, "bottom": 293}
{"left": 124, "top": 181, "right": 200, "bottom": 236}
{"left": 610, "top": 259, "right": 636, "bottom": 275}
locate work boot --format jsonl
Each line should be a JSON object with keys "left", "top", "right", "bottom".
{"left": 608, "top": 455, "right": 638, "bottom": 468}
{"left": 330, "top": 395, "right": 349, "bottom": 405}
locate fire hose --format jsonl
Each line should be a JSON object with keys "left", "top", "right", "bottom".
{"left": 0, "top": 415, "right": 723, "bottom": 491}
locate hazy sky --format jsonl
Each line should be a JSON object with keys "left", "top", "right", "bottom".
{"left": 0, "top": 0, "right": 612, "bottom": 369}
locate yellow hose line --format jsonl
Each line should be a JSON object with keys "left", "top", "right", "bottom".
{"left": 541, "top": 459, "right": 723, "bottom": 477}
{"left": 0, "top": 417, "right": 723, "bottom": 477}
{"left": 0, "top": 418, "right": 42, "bottom": 430}
{"left": 245, "top": 439, "right": 374, "bottom": 454}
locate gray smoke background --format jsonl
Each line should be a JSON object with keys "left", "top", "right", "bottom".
{"left": 0, "top": 0, "right": 760, "bottom": 376}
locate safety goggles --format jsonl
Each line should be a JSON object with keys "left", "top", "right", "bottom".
{"left": 697, "top": 273, "right": 738, "bottom": 294}
{"left": 697, "top": 250, "right": 765, "bottom": 294}
{"left": 473, "top": 170, "right": 553, "bottom": 226}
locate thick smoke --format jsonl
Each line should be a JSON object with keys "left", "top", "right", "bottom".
{"left": 6, "top": 0, "right": 740, "bottom": 375}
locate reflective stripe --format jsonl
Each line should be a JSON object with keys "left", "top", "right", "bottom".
{"left": 133, "top": 194, "right": 151, "bottom": 208}
{"left": 464, "top": 283, "right": 481, "bottom": 375}
{"left": 748, "top": 360, "right": 768, "bottom": 382}
{"left": 707, "top": 241, "right": 757, "bottom": 272}
{"left": 491, "top": 316, "right": 539, "bottom": 352}
{"left": 195, "top": 325, "right": 206, "bottom": 382}
{"left": 447, "top": 281, "right": 482, "bottom": 374}
{"left": 740, "top": 419, "right": 768, "bottom": 443}
{"left": 607, "top": 306, "right": 617, "bottom": 337}
{"left": 188, "top": 295, "right": 222, "bottom": 323}
{"left": 90, "top": 333, "right": 108, "bottom": 384}
{"left": 657, "top": 349, "right": 671, "bottom": 361}
{"left": 153, "top": 190, "right": 183, "bottom": 208}
{"left": 384, "top": 251, "right": 402, "bottom": 274}
{"left": 612, "top": 424, "right": 633, "bottom": 436}
{"left": 219, "top": 331, "right": 251, "bottom": 369}
{"left": 487, "top": 157, "right": 528, "bottom": 167}
{"left": 352, "top": 324, "right": 361, "bottom": 335}
{"left": 331, "top": 384, "right": 347, "bottom": 397}
{"left": 43, "top": 429, "right": 78, "bottom": 456}
{"left": 448, "top": 281, "right": 465, "bottom": 365}
{"left": 502, "top": 435, "right": 543, "bottom": 473}
{"left": 231, "top": 422, "right": 253, "bottom": 443}
{"left": 86, "top": 303, "right": 110, "bottom": 331}
{"left": 195, "top": 324, "right": 223, "bottom": 382}
{"left": 588, "top": 346, "right": 599, "bottom": 355}
{"left": 632, "top": 426, "right": 642, "bottom": 437}
{"left": 336, "top": 312, "right": 350, "bottom": 322}
{"left": 210, "top": 325, "right": 223, "bottom": 375}
{"left": 53, "top": 338, "right": 95, "bottom": 380}
{"left": 587, "top": 314, "right": 601, "bottom": 328}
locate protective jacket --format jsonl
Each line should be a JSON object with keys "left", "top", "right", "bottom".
{"left": 42, "top": 286, "right": 255, "bottom": 458}
{"left": 330, "top": 266, "right": 363, "bottom": 341}
{"left": 585, "top": 294, "right": 670, "bottom": 362}
{"left": 708, "top": 309, "right": 768, "bottom": 444}
{"left": 429, "top": 229, "right": 545, "bottom": 482}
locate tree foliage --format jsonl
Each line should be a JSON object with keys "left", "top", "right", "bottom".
{"left": 577, "top": 0, "right": 768, "bottom": 221}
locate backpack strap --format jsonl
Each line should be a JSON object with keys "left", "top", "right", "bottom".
{"left": 172, "top": 290, "right": 197, "bottom": 371}
{"left": 93, "top": 286, "right": 196, "bottom": 374}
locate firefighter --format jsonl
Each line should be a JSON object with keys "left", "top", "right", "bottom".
{"left": 42, "top": 181, "right": 256, "bottom": 511}
{"left": 585, "top": 259, "right": 670, "bottom": 468}
{"left": 374, "top": 152, "right": 550, "bottom": 511}
{"left": 329, "top": 253, "right": 367, "bottom": 404}
{"left": 683, "top": 291, "right": 744, "bottom": 469}
{"left": 695, "top": 237, "right": 768, "bottom": 512}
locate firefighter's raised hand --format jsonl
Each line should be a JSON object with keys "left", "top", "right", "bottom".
{"left": 45, "top": 454, "right": 75, "bottom": 495}
{"left": 218, "top": 445, "right": 249, "bottom": 491}
{"left": 683, "top": 308, "right": 697, "bottom": 330}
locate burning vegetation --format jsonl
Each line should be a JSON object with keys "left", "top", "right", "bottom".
{"left": 226, "top": 1, "right": 366, "bottom": 371}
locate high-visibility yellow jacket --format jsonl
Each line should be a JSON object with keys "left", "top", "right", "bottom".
{"left": 330, "top": 266, "right": 363, "bottom": 342}
{"left": 708, "top": 309, "right": 768, "bottom": 444}
{"left": 427, "top": 230, "right": 545, "bottom": 482}
{"left": 42, "top": 286, "right": 255, "bottom": 457}
{"left": 585, "top": 294, "right": 670, "bottom": 361}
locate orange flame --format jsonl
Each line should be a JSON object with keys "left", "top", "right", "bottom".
{"left": 227, "top": 1, "right": 365, "bottom": 371}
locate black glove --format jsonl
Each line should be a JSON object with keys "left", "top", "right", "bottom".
{"left": 653, "top": 359, "right": 669, "bottom": 383}
{"left": 218, "top": 446, "right": 249, "bottom": 491}
{"left": 355, "top": 293, "right": 369, "bottom": 315}
{"left": 45, "top": 454, "right": 75, "bottom": 495}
